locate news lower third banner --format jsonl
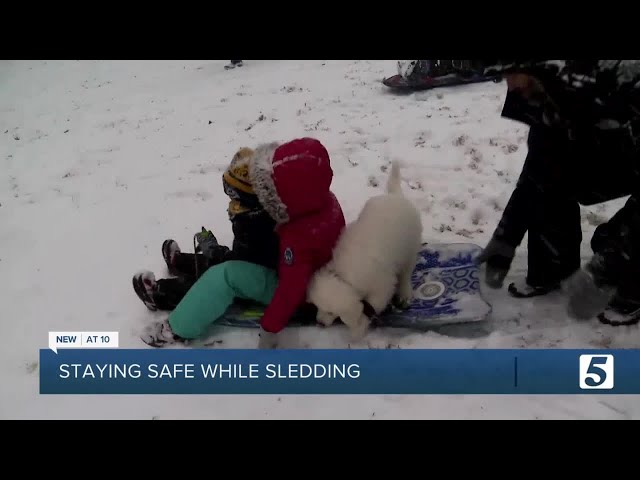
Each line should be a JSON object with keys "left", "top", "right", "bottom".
{"left": 38, "top": 348, "right": 640, "bottom": 395}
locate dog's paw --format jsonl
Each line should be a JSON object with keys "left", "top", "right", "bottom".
{"left": 349, "top": 315, "right": 370, "bottom": 341}
{"left": 392, "top": 295, "right": 413, "bottom": 310}
{"left": 316, "top": 311, "right": 337, "bottom": 327}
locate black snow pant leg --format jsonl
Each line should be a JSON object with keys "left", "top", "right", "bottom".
{"left": 526, "top": 193, "right": 582, "bottom": 287}
{"left": 573, "top": 128, "right": 640, "bottom": 303}
{"left": 497, "top": 126, "right": 583, "bottom": 286}
{"left": 591, "top": 195, "right": 640, "bottom": 302}
{"left": 155, "top": 248, "right": 233, "bottom": 310}
{"left": 152, "top": 277, "right": 197, "bottom": 311}
{"left": 527, "top": 127, "right": 584, "bottom": 285}
{"left": 172, "top": 252, "right": 211, "bottom": 278}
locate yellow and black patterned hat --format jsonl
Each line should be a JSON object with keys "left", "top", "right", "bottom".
{"left": 222, "top": 147, "right": 262, "bottom": 216}
{"left": 223, "top": 147, "right": 255, "bottom": 196}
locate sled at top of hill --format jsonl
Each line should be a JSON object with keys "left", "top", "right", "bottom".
{"left": 383, "top": 60, "right": 502, "bottom": 91}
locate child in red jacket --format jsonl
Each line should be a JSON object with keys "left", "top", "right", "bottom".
{"left": 139, "top": 137, "right": 346, "bottom": 348}
{"left": 249, "top": 137, "right": 346, "bottom": 348}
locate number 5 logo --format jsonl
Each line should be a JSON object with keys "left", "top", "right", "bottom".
{"left": 579, "top": 355, "right": 615, "bottom": 390}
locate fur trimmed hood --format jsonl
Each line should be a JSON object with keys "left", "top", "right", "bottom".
{"left": 248, "top": 138, "right": 335, "bottom": 225}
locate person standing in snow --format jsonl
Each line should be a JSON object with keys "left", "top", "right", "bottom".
{"left": 225, "top": 60, "right": 243, "bottom": 70}
{"left": 475, "top": 60, "right": 640, "bottom": 326}
{"left": 140, "top": 138, "right": 346, "bottom": 349}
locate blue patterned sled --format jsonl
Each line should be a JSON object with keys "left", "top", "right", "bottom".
{"left": 216, "top": 243, "right": 492, "bottom": 331}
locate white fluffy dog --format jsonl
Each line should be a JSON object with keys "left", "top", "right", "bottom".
{"left": 307, "top": 160, "right": 423, "bottom": 340}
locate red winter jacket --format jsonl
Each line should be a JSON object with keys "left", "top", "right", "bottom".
{"left": 249, "top": 138, "right": 346, "bottom": 333}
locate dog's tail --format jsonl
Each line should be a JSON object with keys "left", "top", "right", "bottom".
{"left": 386, "top": 160, "right": 403, "bottom": 195}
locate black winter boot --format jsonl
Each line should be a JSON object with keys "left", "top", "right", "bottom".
{"left": 162, "top": 239, "right": 181, "bottom": 275}
{"left": 598, "top": 295, "right": 640, "bottom": 326}
{"left": 132, "top": 271, "right": 194, "bottom": 311}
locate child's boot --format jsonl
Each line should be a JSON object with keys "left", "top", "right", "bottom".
{"left": 140, "top": 318, "right": 183, "bottom": 348}
{"left": 162, "top": 239, "right": 181, "bottom": 275}
{"left": 132, "top": 270, "right": 159, "bottom": 311}
{"left": 133, "top": 270, "right": 193, "bottom": 311}
{"left": 598, "top": 295, "right": 640, "bottom": 326}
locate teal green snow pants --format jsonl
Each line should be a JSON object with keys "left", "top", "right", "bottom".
{"left": 167, "top": 261, "right": 278, "bottom": 339}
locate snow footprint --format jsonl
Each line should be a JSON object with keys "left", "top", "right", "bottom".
{"left": 452, "top": 134, "right": 469, "bottom": 147}
{"left": 465, "top": 147, "right": 483, "bottom": 170}
{"left": 488, "top": 137, "right": 519, "bottom": 154}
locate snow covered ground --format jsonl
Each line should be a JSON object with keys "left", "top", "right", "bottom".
{"left": 1, "top": 60, "right": 638, "bottom": 419}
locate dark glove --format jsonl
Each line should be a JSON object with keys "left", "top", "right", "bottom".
{"left": 475, "top": 237, "right": 516, "bottom": 289}
{"left": 194, "top": 226, "right": 217, "bottom": 250}
{"left": 194, "top": 227, "right": 230, "bottom": 263}
{"left": 565, "top": 255, "right": 617, "bottom": 320}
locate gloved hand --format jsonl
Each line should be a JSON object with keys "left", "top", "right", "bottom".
{"left": 258, "top": 328, "right": 279, "bottom": 349}
{"left": 475, "top": 237, "right": 517, "bottom": 289}
{"left": 194, "top": 226, "right": 218, "bottom": 251}
{"left": 565, "top": 255, "right": 617, "bottom": 320}
{"left": 194, "top": 227, "right": 229, "bottom": 263}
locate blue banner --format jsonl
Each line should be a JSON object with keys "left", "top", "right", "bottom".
{"left": 38, "top": 348, "right": 638, "bottom": 395}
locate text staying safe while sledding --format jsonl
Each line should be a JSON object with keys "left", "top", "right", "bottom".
{"left": 57, "top": 363, "right": 362, "bottom": 379}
